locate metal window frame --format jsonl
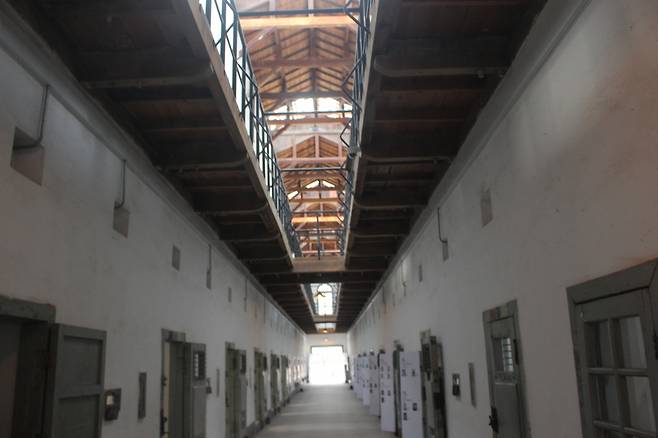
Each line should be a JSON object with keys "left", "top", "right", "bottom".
{"left": 567, "top": 259, "right": 658, "bottom": 438}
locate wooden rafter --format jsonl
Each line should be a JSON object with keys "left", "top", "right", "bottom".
{"left": 240, "top": 15, "right": 356, "bottom": 30}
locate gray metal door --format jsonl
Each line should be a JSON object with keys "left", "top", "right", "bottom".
{"left": 281, "top": 355, "right": 289, "bottom": 401}
{"left": 183, "top": 343, "right": 206, "bottom": 438}
{"left": 11, "top": 322, "right": 50, "bottom": 437}
{"left": 254, "top": 351, "right": 265, "bottom": 424}
{"left": 168, "top": 341, "right": 186, "bottom": 438}
{"left": 483, "top": 301, "right": 527, "bottom": 438}
{"left": 271, "top": 354, "right": 280, "bottom": 409}
{"left": 225, "top": 347, "right": 238, "bottom": 438}
{"left": 238, "top": 350, "right": 247, "bottom": 434}
{"left": 574, "top": 290, "right": 657, "bottom": 437}
{"left": 420, "top": 331, "right": 447, "bottom": 438}
{"left": 44, "top": 324, "right": 106, "bottom": 438}
{"left": 393, "top": 345, "right": 403, "bottom": 436}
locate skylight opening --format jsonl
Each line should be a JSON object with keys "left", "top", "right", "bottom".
{"left": 291, "top": 98, "right": 314, "bottom": 119}
{"left": 314, "top": 283, "right": 335, "bottom": 316}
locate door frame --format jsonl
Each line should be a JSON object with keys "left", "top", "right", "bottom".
{"left": 482, "top": 300, "right": 530, "bottom": 438}
{"left": 567, "top": 259, "right": 658, "bottom": 438}
{"left": 0, "top": 294, "right": 55, "bottom": 322}
{"left": 161, "top": 329, "right": 187, "bottom": 438}
{"left": 1, "top": 295, "right": 55, "bottom": 437}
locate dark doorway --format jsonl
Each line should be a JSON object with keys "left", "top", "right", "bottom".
{"left": 1, "top": 295, "right": 106, "bottom": 438}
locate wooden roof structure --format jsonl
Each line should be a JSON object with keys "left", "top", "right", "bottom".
{"left": 240, "top": 0, "right": 356, "bottom": 112}
{"left": 278, "top": 136, "right": 347, "bottom": 257}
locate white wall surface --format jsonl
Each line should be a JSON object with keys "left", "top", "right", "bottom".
{"left": 306, "top": 333, "right": 348, "bottom": 350}
{"left": 347, "top": 1, "right": 658, "bottom": 438}
{"left": 0, "top": 7, "right": 306, "bottom": 438}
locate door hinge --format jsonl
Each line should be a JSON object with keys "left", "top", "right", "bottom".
{"left": 653, "top": 333, "right": 658, "bottom": 359}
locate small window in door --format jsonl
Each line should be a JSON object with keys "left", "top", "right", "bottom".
{"left": 568, "top": 261, "right": 658, "bottom": 438}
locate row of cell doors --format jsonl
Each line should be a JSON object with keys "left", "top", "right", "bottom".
{"left": 351, "top": 331, "right": 449, "bottom": 438}
{"left": 350, "top": 261, "right": 658, "bottom": 438}
{"left": 225, "top": 347, "right": 293, "bottom": 438}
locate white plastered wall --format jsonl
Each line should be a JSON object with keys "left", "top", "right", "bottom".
{"left": 347, "top": 1, "right": 658, "bottom": 437}
{"left": 0, "top": 7, "right": 306, "bottom": 438}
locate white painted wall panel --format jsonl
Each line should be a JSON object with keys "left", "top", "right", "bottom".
{"left": 347, "top": 1, "right": 658, "bottom": 437}
{"left": 0, "top": 10, "right": 306, "bottom": 438}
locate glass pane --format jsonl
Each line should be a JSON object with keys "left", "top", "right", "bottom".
{"left": 210, "top": 4, "right": 221, "bottom": 43}
{"left": 586, "top": 320, "right": 613, "bottom": 367}
{"left": 591, "top": 375, "right": 620, "bottom": 423}
{"left": 493, "top": 337, "right": 515, "bottom": 373}
{"left": 625, "top": 376, "right": 656, "bottom": 432}
{"left": 618, "top": 316, "right": 647, "bottom": 369}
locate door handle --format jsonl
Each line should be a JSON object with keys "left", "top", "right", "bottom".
{"left": 488, "top": 406, "right": 499, "bottom": 433}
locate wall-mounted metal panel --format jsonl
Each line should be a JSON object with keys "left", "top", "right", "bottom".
{"left": 361, "top": 356, "right": 370, "bottom": 406}
{"left": 369, "top": 353, "right": 380, "bottom": 415}
{"left": 400, "top": 351, "right": 422, "bottom": 438}
{"left": 379, "top": 352, "right": 396, "bottom": 432}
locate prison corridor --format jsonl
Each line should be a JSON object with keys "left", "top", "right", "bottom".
{"left": 256, "top": 385, "right": 393, "bottom": 438}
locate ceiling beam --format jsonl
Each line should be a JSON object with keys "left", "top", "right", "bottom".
{"left": 292, "top": 216, "right": 342, "bottom": 224}
{"left": 260, "top": 91, "right": 344, "bottom": 100}
{"left": 373, "top": 37, "right": 509, "bottom": 78}
{"left": 239, "top": 8, "right": 359, "bottom": 17}
{"left": 353, "top": 189, "right": 427, "bottom": 210}
{"left": 240, "top": 15, "right": 357, "bottom": 31}
{"left": 400, "top": 0, "right": 524, "bottom": 6}
{"left": 253, "top": 57, "right": 353, "bottom": 70}
{"left": 280, "top": 156, "right": 344, "bottom": 165}
{"left": 271, "top": 117, "right": 349, "bottom": 126}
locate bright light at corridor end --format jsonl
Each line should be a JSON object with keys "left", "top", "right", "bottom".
{"left": 309, "top": 345, "right": 346, "bottom": 385}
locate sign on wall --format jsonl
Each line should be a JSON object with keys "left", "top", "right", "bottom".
{"left": 362, "top": 356, "right": 370, "bottom": 406}
{"left": 400, "top": 351, "right": 423, "bottom": 438}
{"left": 380, "top": 352, "right": 396, "bottom": 432}
{"left": 369, "top": 353, "right": 380, "bottom": 415}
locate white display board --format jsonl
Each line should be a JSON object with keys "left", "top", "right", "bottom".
{"left": 362, "top": 356, "right": 370, "bottom": 406}
{"left": 400, "top": 351, "right": 423, "bottom": 438}
{"left": 379, "top": 352, "right": 396, "bottom": 432}
{"left": 356, "top": 357, "right": 363, "bottom": 400}
{"left": 369, "top": 353, "right": 380, "bottom": 415}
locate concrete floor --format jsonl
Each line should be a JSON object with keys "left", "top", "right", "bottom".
{"left": 257, "top": 385, "right": 395, "bottom": 438}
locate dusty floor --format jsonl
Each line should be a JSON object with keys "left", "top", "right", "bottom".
{"left": 256, "top": 385, "right": 395, "bottom": 438}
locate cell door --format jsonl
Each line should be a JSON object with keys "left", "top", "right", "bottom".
{"left": 571, "top": 286, "right": 658, "bottom": 437}
{"left": 380, "top": 352, "right": 396, "bottom": 432}
{"left": 270, "top": 354, "right": 279, "bottom": 410}
{"left": 281, "top": 355, "right": 289, "bottom": 401}
{"left": 225, "top": 347, "right": 238, "bottom": 438}
{"left": 483, "top": 301, "right": 528, "bottom": 438}
{"left": 166, "top": 341, "right": 186, "bottom": 438}
{"left": 44, "top": 324, "right": 106, "bottom": 438}
{"left": 370, "top": 353, "right": 380, "bottom": 416}
{"left": 362, "top": 356, "right": 370, "bottom": 406}
{"left": 254, "top": 351, "right": 265, "bottom": 424}
{"left": 183, "top": 343, "right": 207, "bottom": 438}
{"left": 393, "top": 346, "right": 404, "bottom": 437}
{"left": 400, "top": 351, "right": 423, "bottom": 438}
